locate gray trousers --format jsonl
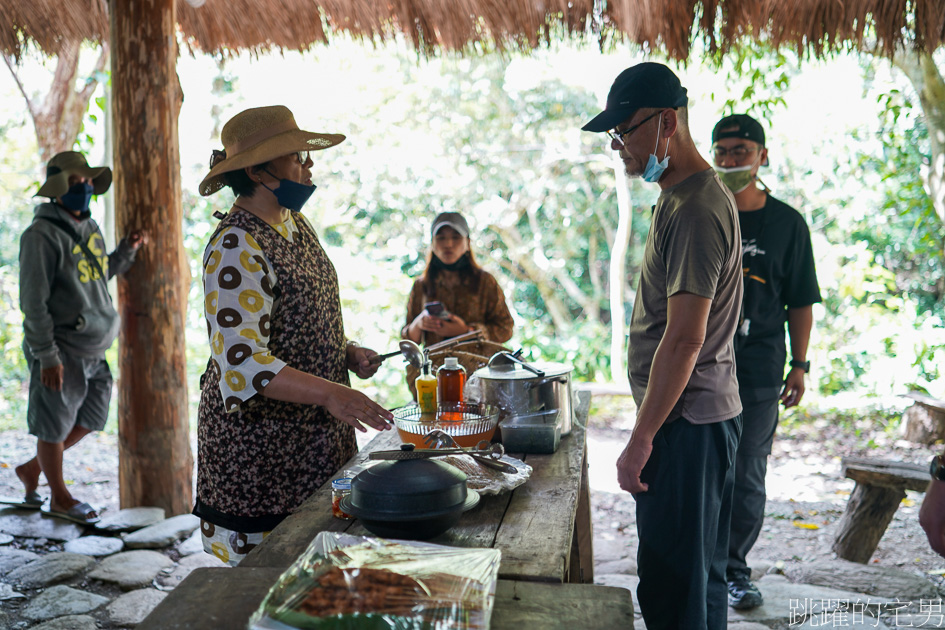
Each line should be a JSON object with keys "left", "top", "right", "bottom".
{"left": 727, "top": 385, "right": 781, "bottom": 576}
{"left": 636, "top": 415, "right": 742, "bottom": 630}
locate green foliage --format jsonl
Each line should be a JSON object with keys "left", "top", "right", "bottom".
{"left": 703, "top": 37, "right": 797, "bottom": 119}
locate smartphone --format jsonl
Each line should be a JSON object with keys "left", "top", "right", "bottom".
{"left": 424, "top": 301, "right": 451, "bottom": 319}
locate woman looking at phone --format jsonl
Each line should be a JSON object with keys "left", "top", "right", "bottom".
{"left": 402, "top": 212, "right": 514, "bottom": 346}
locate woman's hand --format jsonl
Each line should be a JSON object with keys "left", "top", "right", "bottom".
{"left": 347, "top": 344, "right": 380, "bottom": 379}
{"left": 436, "top": 314, "right": 471, "bottom": 339}
{"left": 322, "top": 381, "right": 393, "bottom": 433}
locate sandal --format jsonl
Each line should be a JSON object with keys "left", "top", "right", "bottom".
{"left": 42, "top": 501, "right": 101, "bottom": 525}
{"left": 0, "top": 491, "right": 46, "bottom": 510}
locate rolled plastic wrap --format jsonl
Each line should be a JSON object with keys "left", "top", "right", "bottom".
{"left": 249, "top": 532, "right": 501, "bottom": 629}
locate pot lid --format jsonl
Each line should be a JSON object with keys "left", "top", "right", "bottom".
{"left": 340, "top": 490, "right": 480, "bottom": 522}
{"left": 475, "top": 354, "right": 572, "bottom": 380}
{"left": 348, "top": 459, "right": 470, "bottom": 519}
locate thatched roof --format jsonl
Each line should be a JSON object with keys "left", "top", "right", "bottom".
{"left": 1, "top": 0, "right": 943, "bottom": 61}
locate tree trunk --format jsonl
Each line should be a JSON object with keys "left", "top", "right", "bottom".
{"left": 110, "top": 0, "right": 192, "bottom": 515}
{"left": 4, "top": 40, "right": 109, "bottom": 164}
{"left": 609, "top": 154, "right": 632, "bottom": 385}
{"left": 891, "top": 50, "right": 945, "bottom": 224}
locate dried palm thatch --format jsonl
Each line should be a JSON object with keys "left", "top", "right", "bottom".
{"left": 0, "top": 0, "right": 942, "bottom": 61}
{"left": 604, "top": 0, "right": 945, "bottom": 59}
{"left": 0, "top": 0, "right": 107, "bottom": 60}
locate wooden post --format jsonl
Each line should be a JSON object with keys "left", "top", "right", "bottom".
{"left": 110, "top": 0, "right": 193, "bottom": 514}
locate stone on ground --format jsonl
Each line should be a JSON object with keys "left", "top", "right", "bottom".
{"left": 64, "top": 534, "right": 124, "bottom": 557}
{"left": 21, "top": 585, "right": 109, "bottom": 621}
{"left": 0, "top": 546, "right": 39, "bottom": 573}
{"left": 0, "top": 582, "right": 25, "bottom": 600}
{"left": 107, "top": 588, "right": 168, "bottom": 625}
{"left": 5, "top": 551, "right": 95, "bottom": 587}
{"left": 28, "top": 615, "right": 100, "bottom": 630}
{"left": 0, "top": 508, "right": 83, "bottom": 541}
{"left": 95, "top": 507, "right": 165, "bottom": 532}
{"left": 123, "top": 513, "right": 199, "bottom": 549}
{"left": 88, "top": 549, "right": 175, "bottom": 590}
{"left": 785, "top": 559, "right": 940, "bottom": 600}
{"left": 0, "top": 532, "right": 13, "bottom": 545}
{"left": 156, "top": 551, "right": 228, "bottom": 589}
{"left": 729, "top": 575, "right": 891, "bottom": 626}
{"left": 177, "top": 529, "right": 203, "bottom": 556}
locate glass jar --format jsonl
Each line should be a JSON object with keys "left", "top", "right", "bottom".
{"left": 331, "top": 478, "right": 353, "bottom": 520}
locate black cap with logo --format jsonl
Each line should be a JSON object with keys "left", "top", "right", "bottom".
{"left": 712, "top": 114, "right": 766, "bottom": 147}
{"left": 582, "top": 62, "right": 689, "bottom": 133}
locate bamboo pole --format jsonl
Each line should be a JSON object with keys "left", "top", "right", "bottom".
{"left": 110, "top": 0, "right": 193, "bottom": 515}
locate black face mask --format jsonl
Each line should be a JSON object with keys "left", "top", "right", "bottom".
{"left": 431, "top": 253, "right": 471, "bottom": 272}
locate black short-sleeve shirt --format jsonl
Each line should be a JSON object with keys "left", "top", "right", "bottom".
{"left": 735, "top": 195, "right": 821, "bottom": 386}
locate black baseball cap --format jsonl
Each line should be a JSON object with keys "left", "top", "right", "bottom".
{"left": 712, "top": 114, "right": 765, "bottom": 146}
{"left": 582, "top": 62, "right": 689, "bottom": 132}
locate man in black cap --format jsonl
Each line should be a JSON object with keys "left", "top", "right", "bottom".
{"left": 711, "top": 114, "right": 821, "bottom": 610}
{"left": 584, "top": 62, "right": 743, "bottom": 630}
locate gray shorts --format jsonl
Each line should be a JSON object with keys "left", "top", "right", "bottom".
{"left": 26, "top": 348, "right": 112, "bottom": 443}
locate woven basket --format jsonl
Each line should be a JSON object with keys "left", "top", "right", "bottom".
{"left": 405, "top": 347, "right": 509, "bottom": 401}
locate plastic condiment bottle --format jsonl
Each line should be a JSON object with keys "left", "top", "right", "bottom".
{"left": 437, "top": 356, "right": 466, "bottom": 403}
{"left": 415, "top": 361, "right": 437, "bottom": 413}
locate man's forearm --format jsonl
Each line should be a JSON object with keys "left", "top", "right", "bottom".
{"left": 786, "top": 305, "right": 813, "bottom": 363}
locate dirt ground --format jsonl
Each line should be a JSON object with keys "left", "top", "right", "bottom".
{"left": 585, "top": 398, "right": 945, "bottom": 592}
{"left": 1, "top": 398, "right": 943, "bottom": 588}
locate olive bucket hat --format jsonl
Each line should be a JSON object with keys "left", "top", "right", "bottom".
{"left": 35, "top": 151, "right": 112, "bottom": 198}
{"left": 199, "top": 105, "right": 345, "bottom": 196}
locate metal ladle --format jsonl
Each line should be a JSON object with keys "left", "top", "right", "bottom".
{"left": 369, "top": 339, "right": 424, "bottom": 368}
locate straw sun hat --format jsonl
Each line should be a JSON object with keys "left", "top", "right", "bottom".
{"left": 199, "top": 105, "right": 345, "bottom": 196}
{"left": 35, "top": 151, "right": 112, "bottom": 198}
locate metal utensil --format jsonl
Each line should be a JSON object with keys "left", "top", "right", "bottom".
{"left": 370, "top": 441, "right": 508, "bottom": 462}
{"left": 422, "top": 430, "right": 518, "bottom": 473}
{"left": 369, "top": 340, "right": 424, "bottom": 368}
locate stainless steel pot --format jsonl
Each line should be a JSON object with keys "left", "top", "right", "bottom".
{"left": 471, "top": 352, "right": 573, "bottom": 453}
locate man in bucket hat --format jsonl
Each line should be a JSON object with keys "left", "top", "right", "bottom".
{"left": 583, "top": 63, "right": 743, "bottom": 629}
{"left": 11, "top": 151, "right": 147, "bottom": 525}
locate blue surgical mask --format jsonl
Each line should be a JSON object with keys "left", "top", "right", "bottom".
{"left": 261, "top": 169, "right": 316, "bottom": 212}
{"left": 642, "top": 115, "right": 670, "bottom": 183}
{"left": 60, "top": 181, "right": 94, "bottom": 212}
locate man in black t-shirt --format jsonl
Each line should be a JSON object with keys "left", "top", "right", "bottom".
{"left": 711, "top": 114, "right": 822, "bottom": 610}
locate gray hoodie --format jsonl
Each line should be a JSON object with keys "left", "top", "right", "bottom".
{"left": 19, "top": 202, "right": 138, "bottom": 368}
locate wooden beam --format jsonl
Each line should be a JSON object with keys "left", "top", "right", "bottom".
{"left": 110, "top": 0, "right": 193, "bottom": 515}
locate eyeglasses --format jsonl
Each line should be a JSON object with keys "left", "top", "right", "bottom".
{"left": 712, "top": 145, "right": 759, "bottom": 161}
{"left": 607, "top": 110, "right": 664, "bottom": 147}
{"left": 295, "top": 150, "right": 310, "bottom": 165}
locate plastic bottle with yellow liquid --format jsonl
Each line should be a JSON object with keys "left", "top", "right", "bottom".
{"left": 415, "top": 360, "right": 438, "bottom": 417}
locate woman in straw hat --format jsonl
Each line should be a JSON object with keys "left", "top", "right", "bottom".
{"left": 402, "top": 211, "right": 513, "bottom": 347}
{"left": 194, "top": 105, "right": 392, "bottom": 565}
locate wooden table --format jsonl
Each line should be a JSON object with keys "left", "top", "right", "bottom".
{"left": 138, "top": 567, "right": 635, "bottom": 630}
{"left": 241, "top": 420, "right": 593, "bottom": 584}
{"left": 141, "top": 404, "right": 617, "bottom": 628}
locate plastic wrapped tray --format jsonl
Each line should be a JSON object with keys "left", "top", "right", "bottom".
{"left": 249, "top": 532, "right": 501, "bottom": 630}
{"left": 436, "top": 455, "right": 531, "bottom": 495}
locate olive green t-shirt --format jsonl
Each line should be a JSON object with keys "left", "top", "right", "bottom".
{"left": 628, "top": 168, "right": 743, "bottom": 425}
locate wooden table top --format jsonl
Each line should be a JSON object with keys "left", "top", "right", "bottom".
{"left": 138, "top": 566, "right": 635, "bottom": 630}
{"left": 241, "top": 422, "right": 588, "bottom": 584}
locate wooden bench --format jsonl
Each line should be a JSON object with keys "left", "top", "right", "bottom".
{"left": 832, "top": 457, "right": 929, "bottom": 563}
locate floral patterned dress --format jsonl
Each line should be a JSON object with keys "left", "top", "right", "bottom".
{"left": 194, "top": 209, "right": 356, "bottom": 540}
